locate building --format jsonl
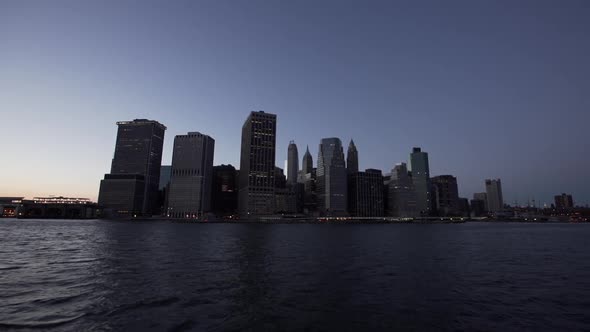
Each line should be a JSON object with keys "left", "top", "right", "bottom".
{"left": 470, "top": 199, "right": 486, "bottom": 217}
{"left": 302, "top": 146, "right": 313, "bottom": 176}
{"left": 346, "top": 139, "right": 359, "bottom": 174}
{"left": 287, "top": 141, "right": 299, "bottom": 185}
{"left": 20, "top": 196, "right": 100, "bottom": 219}
{"left": 554, "top": 193, "right": 574, "bottom": 211}
{"left": 301, "top": 147, "right": 317, "bottom": 213}
{"left": 317, "top": 138, "right": 347, "bottom": 216}
{"left": 166, "top": 132, "right": 215, "bottom": 218}
{"left": 458, "top": 198, "right": 470, "bottom": 217}
{"left": 409, "top": 147, "right": 432, "bottom": 216}
{"left": 348, "top": 169, "right": 384, "bottom": 217}
{"left": 0, "top": 197, "right": 23, "bottom": 217}
{"left": 98, "top": 119, "right": 166, "bottom": 217}
{"left": 238, "top": 111, "right": 277, "bottom": 216}
{"left": 431, "top": 175, "right": 460, "bottom": 216}
{"left": 275, "top": 167, "right": 287, "bottom": 189}
{"left": 158, "top": 165, "right": 172, "bottom": 214}
{"left": 473, "top": 192, "right": 488, "bottom": 212}
{"left": 387, "top": 163, "right": 417, "bottom": 217}
{"left": 211, "top": 164, "right": 238, "bottom": 216}
{"left": 485, "top": 179, "right": 504, "bottom": 213}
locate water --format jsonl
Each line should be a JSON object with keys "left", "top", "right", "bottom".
{"left": 1, "top": 219, "right": 590, "bottom": 331}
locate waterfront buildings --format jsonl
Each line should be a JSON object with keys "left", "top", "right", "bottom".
{"left": 238, "top": 111, "right": 277, "bottom": 216}
{"left": 211, "top": 164, "right": 238, "bottom": 216}
{"left": 317, "top": 138, "right": 347, "bottom": 216}
{"left": 409, "top": 147, "right": 432, "bottom": 216}
{"left": 555, "top": 193, "right": 574, "bottom": 211}
{"left": 387, "top": 163, "right": 417, "bottom": 217}
{"left": 0, "top": 197, "right": 23, "bottom": 217}
{"left": 166, "top": 132, "right": 215, "bottom": 218}
{"left": 431, "top": 175, "right": 460, "bottom": 216}
{"left": 473, "top": 192, "right": 488, "bottom": 212}
{"left": 98, "top": 119, "right": 166, "bottom": 217}
{"left": 20, "top": 196, "right": 100, "bottom": 219}
{"left": 485, "top": 179, "right": 504, "bottom": 213}
{"left": 470, "top": 199, "right": 486, "bottom": 217}
{"left": 287, "top": 141, "right": 299, "bottom": 185}
{"left": 348, "top": 169, "right": 384, "bottom": 217}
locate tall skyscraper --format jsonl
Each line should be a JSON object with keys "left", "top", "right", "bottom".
{"left": 431, "top": 175, "right": 460, "bottom": 216}
{"left": 485, "top": 179, "right": 504, "bottom": 213}
{"left": 346, "top": 139, "right": 359, "bottom": 174}
{"left": 387, "top": 163, "right": 417, "bottom": 217}
{"left": 302, "top": 146, "right": 313, "bottom": 175}
{"left": 409, "top": 147, "right": 431, "bottom": 216}
{"left": 238, "top": 111, "right": 277, "bottom": 216}
{"left": 211, "top": 164, "right": 238, "bottom": 216}
{"left": 98, "top": 119, "right": 166, "bottom": 217}
{"left": 166, "top": 132, "right": 215, "bottom": 218}
{"left": 554, "top": 193, "right": 574, "bottom": 211}
{"left": 317, "top": 137, "right": 347, "bottom": 216}
{"left": 348, "top": 169, "right": 384, "bottom": 217}
{"left": 287, "top": 141, "right": 299, "bottom": 185}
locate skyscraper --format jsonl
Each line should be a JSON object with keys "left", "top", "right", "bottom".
{"left": 287, "top": 141, "right": 299, "bottom": 185}
{"left": 387, "top": 163, "right": 417, "bottom": 217}
{"left": 238, "top": 111, "right": 277, "bottom": 216}
{"left": 211, "top": 164, "right": 238, "bottom": 216}
{"left": 346, "top": 139, "right": 359, "bottom": 174}
{"left": 431, "top": 175, "right": 460, "bottom": 216}
{"left": 317, "top": 137, "right": 347, "bottom": 216}
{"left": 98, "top": 119, "right": 166, "bottom": 217}
{"left": 485, "top": 179, "right": 504, "bottom": 213}
{"left": 166, "top": 132, "right": 215, "bottom": 218}
{"left": 348, "top": 169, "right": 384, "bottom": 217}
{"left": 409, "top": 147, "right": 431, "bottom": 216}
{"left": 302, "top": 146, "right": 313, "bottom": 175}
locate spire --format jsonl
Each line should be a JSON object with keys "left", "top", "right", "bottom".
{"left": 346, "top": 139, "right": 359, "bottom": 174}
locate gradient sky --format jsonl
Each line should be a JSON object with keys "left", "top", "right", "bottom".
{"left": 1, "top": 0, "right": 589, "bottom": 206}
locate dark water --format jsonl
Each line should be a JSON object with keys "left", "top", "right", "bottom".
{"left": 1, "top": 220, "right": 590, "bottom": 331}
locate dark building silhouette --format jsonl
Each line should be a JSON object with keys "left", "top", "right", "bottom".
{"left": 20, "top": 197, "right": 100, "bottom": 219}
{"left": 470, "top": 199, "right": 486, "bottom": 217}
{"left": 348, "top": 169, "right": 384, "bottom": 217}
{"left": 158, "top": 165, "right": 171, "bottom": 214}
{"left": 432, "top": 175, "right": 460, "bottom": 216}
{"left": 387, "top": 163, "right": 417, "bottom": 217}
{"left": 317, "top": 137, "right": 347, "bottom": 216}
{"left": 167, "top": 132, "right": 215, "bottom": 218}
{"left": 211, "top": 164, "right": 238, "bottom": 216}
{"left": 238, "top": 111, "right": 277, "bottom": 216}
{"left": 485, "top": 179, "right": 504, "bottom": 213}
{"left": 473, "top": 192, "right": 488, "bottom": 212}
{"left": 287, "top": 141, "right": 299, "bottom": 185}
{"left": 554, "top": 193, "right": 574, "bottom": 211}
{"left": 346, "top": 139, "right": 359, "bottom": 174}
{"left": 409, "top": 147, "right": 432, "bottom": 216}
{"left": 98, "top": 119, "right": 166, "bottom": 217}
{"left": 458, "top": 197, "right": 470, "bottom": 217}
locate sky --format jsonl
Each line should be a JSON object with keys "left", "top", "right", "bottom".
{"left": 1, "top": 0, "right": 589, "bottom": 206}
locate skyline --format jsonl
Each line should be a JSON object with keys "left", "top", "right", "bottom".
{"left": 1, "top": 0, "right": 589, "bottom": 205}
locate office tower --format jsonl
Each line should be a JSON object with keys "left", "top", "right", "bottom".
{"left": 275, "top": 167, "right": 287, "bottom": 189}
{"left": 458, "top": 198, "right": 470, "bottom": 217}
{"left": 388, "top": 163, "right": 417, "bottom": 217}
{"left": 346, "top": 139, "right": 359, "bottom": 174}
{"left": 431, "top": 175, "right": 460, "bottom": 216}
{"left": 238, "top": 111, "right": 277, "bottom": 216}
{"left": 485, "top": 179, "right": 504, "bottom": 213}
{"left": 473, "top": 192, "right": 488, "bottom": 212}
{"left": 98, "top": 119, "right": 166, "bottom": 217}
{"left": 211, "top": 164, "right": 238, "bottom": 216}
{"left": 317, "top": 138, "right": 347, "bottom": 216}
{"left": 158, "top": 165, "right": 172, "bottom": 214}
{"left": 409, "top": 147, "right": 431, "bottom": 216}
{"left": 348, "top": 169, "right": 384, "bottom": 217}
{"left": 287, "top": 141, "right": 299, "bottom": 185}
{"left": 554, "top": 193, "right": 574, "bottom": 211}
{"left": 302, "top": 146, "right": 313, "bottom": 176}
{"left": 166, "top": 132, "right": 214, "bottom": 218}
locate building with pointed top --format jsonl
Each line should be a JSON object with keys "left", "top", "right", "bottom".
{"left": 346, "top": 139, "right": 359, "bottom": 174}
{"left": 302, "top": 145, "right": 313, "bottom": 176}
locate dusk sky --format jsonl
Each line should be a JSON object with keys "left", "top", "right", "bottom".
{"left": 1, "top": 0, "right": 589, "bottom": 205}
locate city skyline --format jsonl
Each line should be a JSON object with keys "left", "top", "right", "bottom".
{"left": 1, "top": 1, "right": 589, "bottom": 205}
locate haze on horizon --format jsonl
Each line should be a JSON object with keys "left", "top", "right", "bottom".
{"left": 1, "top": 0, "right": 589, "bottom": 205}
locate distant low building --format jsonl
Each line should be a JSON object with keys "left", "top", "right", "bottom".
{"left": 21, "top": 196, "right": 100, "bottom": 219}
{"left": 470, "top": 199, "right": 486, "bottom": 217}
{"left": 0, "top": 197, "right": 24, "bottom": 217}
